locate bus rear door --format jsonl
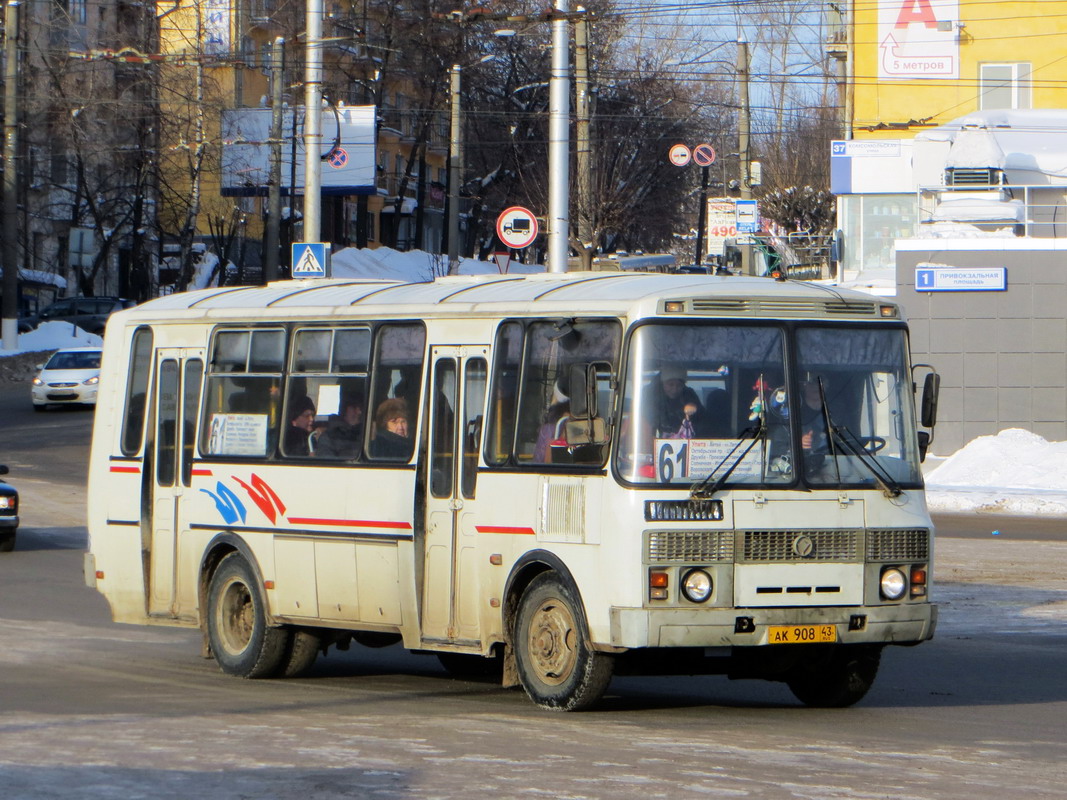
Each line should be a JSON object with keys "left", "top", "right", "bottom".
{"left": 147, "top": 349, "right": 203, "bottom": 617}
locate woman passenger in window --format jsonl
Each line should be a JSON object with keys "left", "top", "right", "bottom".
{"left": 371, "top": 397, "right": 413, "bottom": 459}
{"left": 284, "top": 396, "right": 316, "bottom": 456}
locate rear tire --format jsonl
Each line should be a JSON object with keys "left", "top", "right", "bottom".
{"left": 207, "top": 553, "right": 287, "bottom": 678}
{"left": 786, "top": 645, "right": 881, "bottom": 708}
{"left": 280, "top": 628, "right": 321, "bottom": 678}
{"left": 514, "top": 572, "right": 613, "bottom": 711}
{"left": 0, "top": 532, "right": 15, "bottom": 552}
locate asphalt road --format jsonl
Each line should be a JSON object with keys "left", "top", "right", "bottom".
{"left": 1, "top": 377, "right": 1066, "bottom": 799}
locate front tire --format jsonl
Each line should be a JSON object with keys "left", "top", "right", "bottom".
{"left": 207, "top": 553, "right": 288, "bottom": 678}
{"left": 32, "top": 404, "right": 46, "bottom": 412}
{"left": 786, "top": 644, "right": 881, "bottom": 708}
{"left": 514, "top": 572, "right": 613, "bottom": 711}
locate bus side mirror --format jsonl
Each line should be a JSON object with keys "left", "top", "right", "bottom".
{"left": 917, "top": 431, "right": 931, "bottom": 463}
{"left": 568, "top": 362, "right": 597, "bottom": 419}
{"left": 921, "top": 372, "right": 940, "bottom": 428}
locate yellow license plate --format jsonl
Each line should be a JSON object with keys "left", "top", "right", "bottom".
{"left": 767, "top": 624, "right": 837, "bottom": 644}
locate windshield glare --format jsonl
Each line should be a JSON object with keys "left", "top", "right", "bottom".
{"left": 616, "top": 323, "right": 922, "bottom": 489}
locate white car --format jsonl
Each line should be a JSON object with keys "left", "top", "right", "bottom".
{"left": 31, "top": 347, "right": 103, "bottom": 410}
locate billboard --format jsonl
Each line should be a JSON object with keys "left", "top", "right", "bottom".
{"left": 221, "top": 105, "right": 376, "bottom": 197}
{"left": 878, "top": 0, "right": 960, "bottom": 81}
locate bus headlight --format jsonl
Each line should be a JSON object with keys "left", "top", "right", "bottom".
{"left": 880, "top": 567, "right": 907, "bottom": 600}
{"left": 681, "top": 569, "right": 713, "bottom": 603}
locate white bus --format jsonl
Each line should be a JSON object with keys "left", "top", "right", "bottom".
{"left": 85, "top": 272, "right": 940, "bottom": 711}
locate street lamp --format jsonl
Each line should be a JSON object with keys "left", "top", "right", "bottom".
{"left": 447, "top": 54, "right": 495, "bottom": 275}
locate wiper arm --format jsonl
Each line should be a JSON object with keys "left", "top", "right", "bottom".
{"left": 828, "top": 424, "right": 904, "bottom": 498}
{"left": 690, "top": 420, "right": 765, "bottom": 501}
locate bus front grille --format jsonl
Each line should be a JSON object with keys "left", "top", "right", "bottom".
{"left": 866, "top": 528, "right": 929, "bottom": 561}
{"left": 647, "top": 530, "right": 734, "bottom": 563}
{"left": 742, "top": 530, "right": 859, "bottom": 562}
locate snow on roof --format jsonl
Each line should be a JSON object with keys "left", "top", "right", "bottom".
{"left": 916, "top": 110, "right": 1067, "bottom": 178}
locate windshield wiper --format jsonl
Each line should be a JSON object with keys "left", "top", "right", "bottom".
{"left": 814, "top": 379, "right": 903, "bottom": 498}
{"left": 689, "top": 419, "right": 766, "bottom": 501}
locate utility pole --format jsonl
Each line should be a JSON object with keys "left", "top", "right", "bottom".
{"left": 264, "top": 37, "right": 284, "bottom": 283}
{"left": 737, "top": 38, "right": 752, "bottom": 201}
{"left": 574, "top": 9, "right": 592, "bottom": 270}
{"left": 547, "top": 0, "right": 570, "bottom": 273}
{"left": 2, "top": 1, "right": 20, "bottom": 350}
{"left": 447, "top": 64, "right": 461, "bottom": 274}
{"left": 303, "top": 0, "right": 323, "bottom": 266}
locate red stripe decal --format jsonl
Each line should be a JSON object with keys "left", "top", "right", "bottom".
{"left": 110, "top": 466, "right": 141, "bottom": 474}
{"left": 287, "top": 517, "right": 413, "bottom": 530}
{"left": 475, "top": 525, "right": 537, "bottom": 535}
{"left": 191, "top": 469, "right": 213, "bottom": 476}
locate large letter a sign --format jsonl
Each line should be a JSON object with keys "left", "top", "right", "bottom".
{"left": 878, "top": 0, "right": 958, "bottom": 80}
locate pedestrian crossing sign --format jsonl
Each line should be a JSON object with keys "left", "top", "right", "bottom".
{"left": 291, "top": 242, "right": 329, "bottom": 278}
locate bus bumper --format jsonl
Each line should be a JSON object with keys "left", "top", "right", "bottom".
{"left": 607, "top": 603, "right": 937, "bottom": 649}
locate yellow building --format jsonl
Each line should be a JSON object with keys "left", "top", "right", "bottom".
{"left": 155, "top": 0, "right": 447, "bottom": 283}
{"left": 849, "top": 0, "right": 1067, "bottom": 139}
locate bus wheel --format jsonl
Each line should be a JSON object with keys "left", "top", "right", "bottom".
{"left": 786, "top": 644, "right": 881, "bottom": 708}
{"left": 207, "top": 553, "right": 288, "bottom": 678}
{"left": 280, "top": 628, "right": 321, "bottom": 678}
{"left": 514, "top": 572, "right": 613, "bottom": 711}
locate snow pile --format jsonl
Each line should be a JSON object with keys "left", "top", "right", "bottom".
{"left": 6, "top": 321, "right": 103, "bottom": 355}
{"left": 330, "top": 246, "right": 543, "bottom": 281}
{"left": 925, "top": 428, "right": 1067, "bottom": 515}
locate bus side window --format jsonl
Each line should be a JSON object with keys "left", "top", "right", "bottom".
{"left": 515, "top": 319, "right": 621, "bottom": 467}
{"left": 366, "top": 324, "right": 426, "bottom": 462}
{"left": 200, "top": 328, "right": 284, "bottom": 458}
{"left": 484, "top": 322, "right": 522, "bottom": 465}
{"left": 286, "top": 327, "right": 370, "bottom": 460}
{"left": 120, "top": 327, "right": 154, "bottom": 456}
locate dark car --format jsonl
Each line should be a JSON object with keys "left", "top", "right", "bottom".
{"left": 25, "top": 296, "right": 135, "bottom": 335}
{"left": 0, "top": 465, "right": 17, "bottom": 552}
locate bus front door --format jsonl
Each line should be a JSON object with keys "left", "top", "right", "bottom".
{"left": 421, "top": 347, "right": 488, "bottom": 646}
{"left": 147, "top": 350, "right": 203, "bottom": 617}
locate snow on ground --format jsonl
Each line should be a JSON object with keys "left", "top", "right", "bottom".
{"left": 329, "top": 245, "right": 543, "bottom": 280}
{"left": 2, "top": 321, "right": 103, "bottom": 356}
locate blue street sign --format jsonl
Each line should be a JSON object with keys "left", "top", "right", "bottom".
{"left": 735, "top": 199, "right": 759, "bottom": 233}
{"left": 292, "top": 242, "right": 328, "bottom": 279}
{"left": 915, "top": 267, "right": 1007, "bottom": 292}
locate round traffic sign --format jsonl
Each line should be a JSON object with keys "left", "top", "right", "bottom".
{"left": 496, "top": 206, "right": 539, "bottom": 249}
{"left": 668, "top": 144, "right": 692, "bottom": 167}
{"left": 693, "top": 143, "right": 716, "bottom": 167}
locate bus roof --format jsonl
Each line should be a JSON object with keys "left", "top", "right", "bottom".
{"left": 123, "top": 273, "right": 898, "bottom": 322}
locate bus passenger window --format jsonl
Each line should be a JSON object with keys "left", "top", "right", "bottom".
{"left": 287, "top": 327, "right": 370, "bottom": 460}
{"left": 121, "top": 327, "right": 154, "bottom": 456}
{"left": 200, "top": 328, "right": 285, "bottom": 458}
{"left": 484, "top": 322, "right": 522, "bottom": 465}
{"left": 365, "top": 324, "right": 425, "bottom": 462}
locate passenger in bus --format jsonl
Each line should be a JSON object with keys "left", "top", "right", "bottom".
{"left": 371, "top": 398, "right": 413, "bottom": 459}
{"left": 644, "top": 365, "right": 708, "bottom": 439}
{"left": 284, "top": 396, "right": 316, "bottom": 456}
{"left": 533, "top": 379, "right": 571, "bottom": 462}
{"left": 315, "top": 394, "right": 365, "bottom": 459}
{"left": 703, "top": 388, "right": 733, "bottom": 438}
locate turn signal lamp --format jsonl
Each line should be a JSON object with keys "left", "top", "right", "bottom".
{"left": 649, "top": 570, "right": 669, "bottom": 600}
{"left": 879, "top": 304, "right": 899, "bottom": 318}
{"left": 664, "top": 300, "right": 686, "bottom": 313}
{"left": 910, "top": 567, "right": 928, "bottom": 598}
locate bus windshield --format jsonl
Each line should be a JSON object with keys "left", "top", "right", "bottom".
{"left": 616, "top": 322, "right": 923, "bottom": 489}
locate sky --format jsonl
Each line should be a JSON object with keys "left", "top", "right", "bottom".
{"left": 7, "top": 263, "right": 1065, "bottom": 518}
